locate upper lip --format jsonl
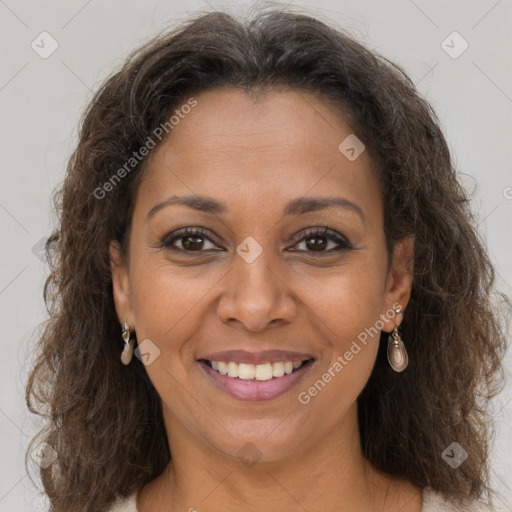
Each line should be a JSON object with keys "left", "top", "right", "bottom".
{"left": 198, "top": 349, "right": 314, "bottom": 365}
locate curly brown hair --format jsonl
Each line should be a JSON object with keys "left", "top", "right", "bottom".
{"left": 25, "top": 7, "right": 509, "bottom": 512}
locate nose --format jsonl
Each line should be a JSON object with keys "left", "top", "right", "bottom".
{"left": 216, "top": 247, "right": 297, "bottom": 332}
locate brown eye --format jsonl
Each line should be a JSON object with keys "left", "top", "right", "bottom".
{"left": 161, "top": 227, "right": 219, "bottom": 252}
{"left": 291, "top": 227, "right": 352, "bottom": 254}
{"left": 181, "top": 234, "right": 207, "bottom": 251}
{"left": 304, "top": 236, "right": 328, "bottom": 251}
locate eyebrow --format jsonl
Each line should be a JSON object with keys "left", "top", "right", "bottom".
{"left": 145, "top": 194, "right": 365, "bottom": 223}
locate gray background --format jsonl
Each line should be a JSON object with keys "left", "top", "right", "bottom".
{"left": 0, "top": 1, "right": 510, "bottom": 510}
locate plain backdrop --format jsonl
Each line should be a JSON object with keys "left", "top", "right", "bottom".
{"left": 0, "top": 1, "right": 511, "bottom": 510}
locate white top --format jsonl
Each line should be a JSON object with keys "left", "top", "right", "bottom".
{"left": 107, "top": 487, "right": 491, "bottom": 511}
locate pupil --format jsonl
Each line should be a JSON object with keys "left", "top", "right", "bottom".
{"left": 306, "top": 236, "right": 326, "bottom": 251}
{"left": 183, "top": 236, "right": 204, "bottom": 250}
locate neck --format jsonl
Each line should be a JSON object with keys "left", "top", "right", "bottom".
{"left": 137, "top": 403, "right": 421, "bottom": 512}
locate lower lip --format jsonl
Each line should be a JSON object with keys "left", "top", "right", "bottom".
{"left": 198, "top": 360, "right": 314, "bottom": 402}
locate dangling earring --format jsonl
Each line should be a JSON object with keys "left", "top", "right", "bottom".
{"left": 120, "top": 321, "right": 135, "bottom": 365}
{"left": 387, "top": 307, "right": 409, "bottom": 372}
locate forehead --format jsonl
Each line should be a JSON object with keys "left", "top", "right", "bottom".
{"left": 150, "top": 87, "right": 359, "bottom": 160}
{"left": 134, "top": 87, "right": 381, "bottom": 226}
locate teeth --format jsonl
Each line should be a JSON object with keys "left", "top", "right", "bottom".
{"left": 238, "top": 363, "right": 255, "bottom": 380}
{"left": 227, "top": 362, "right": 238, "bottom": 378}
{"left": 272, "top": 362, "right": 285, "bottom": 377}
{"left": 207, "top": 360, "right": 306, "bottom": 380}
{"left": 255, "top": 363, "right": 273, "bottom": 381}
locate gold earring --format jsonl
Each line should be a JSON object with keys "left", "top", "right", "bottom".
{"left": 387, "top": 307, "right": 408, "bottom": 372}
{"left": 120, "top": 322, "right": 135, "bottom": 365}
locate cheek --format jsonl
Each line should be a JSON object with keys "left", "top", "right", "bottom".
{"left": 129, "top": 252, "right": 218, "bottom": 336}
{"left": 126, "top": 259, "right": 208, "bottom": 407}
{"left": 296, "top": 299, "right": 382, "bottom": 423}
{"left": 309, "top": 255, "right": 387, "bottom": 341}
{"left": 125, "top": 262, "right": 210, "bottom": 396}
{"left": 300, "top": 256, "right": 387, "bottom": 396}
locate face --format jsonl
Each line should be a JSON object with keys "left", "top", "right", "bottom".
{"left": 110, "top": 87, "right": 413, "bottom": 465}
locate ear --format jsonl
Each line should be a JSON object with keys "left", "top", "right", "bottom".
{"left": 380, "top": 236, "right": 414, "bottom": 333}
{"left": 109, "top": 240, "right": 136, "bottom": 329}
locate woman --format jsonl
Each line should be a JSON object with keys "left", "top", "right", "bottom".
{"left": 25, "top": 8, "right": 509, "bottom": 512}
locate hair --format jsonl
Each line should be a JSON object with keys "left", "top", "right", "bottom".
{"left": 25, "top": 6, "right": 510, "bottom": 512}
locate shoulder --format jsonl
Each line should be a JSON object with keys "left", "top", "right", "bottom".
{"left": 422, "top": 487, "right": 493, "bottom": 511}
{"left": 107, "top": 492, "right": 138, "bottom": 512}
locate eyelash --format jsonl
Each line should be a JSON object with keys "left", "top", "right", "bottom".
{"left": 160, "top": 226, "right": 352, "bottom": 255}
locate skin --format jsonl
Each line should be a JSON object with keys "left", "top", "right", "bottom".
{"left": 110, "top": 87, "right": 419, "bottom": 512}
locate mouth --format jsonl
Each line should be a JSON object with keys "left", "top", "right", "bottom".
{"left": 197, "top": 357, "right": 315, "bottom": 401}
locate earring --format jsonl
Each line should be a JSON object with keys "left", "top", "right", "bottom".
{"left": 387, "top": 307, "right": 409, "bottom": 372}
{"left": 120, "top": 321, "right": 135, "bottom": 365}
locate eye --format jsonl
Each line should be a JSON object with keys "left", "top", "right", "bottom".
{"left": 290, "top": 226, "right": 352, "bottom": 254}
{"left": 160, "top": 226, "right": 352, "bottom": 255}
{"left": 160, "top": 227, "right": 221, "bottom": 252}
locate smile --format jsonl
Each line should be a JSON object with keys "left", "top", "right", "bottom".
{"left": 198, "top": 358, "right": 315, "bottom": 401}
